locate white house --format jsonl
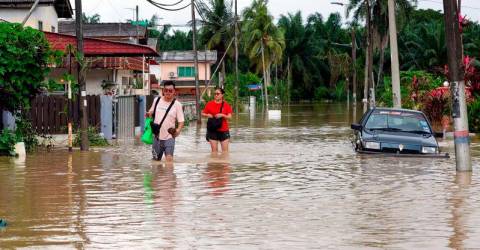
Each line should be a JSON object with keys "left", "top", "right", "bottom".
{"left": 0, "top": 0, "right": 73, "bottom": 32}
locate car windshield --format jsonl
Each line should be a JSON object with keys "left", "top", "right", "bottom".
{"left": 364, "top": 110, "right": 432, "bottom": 133}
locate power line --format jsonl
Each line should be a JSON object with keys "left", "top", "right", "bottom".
{"left": 418, "top": 0, "right": 480, "bottom": 10}
{"left": 146, "top": 0, "right": 191, "bottom": 11}
{"left": 151, "top": 0, "right": 185, "bottom": 6}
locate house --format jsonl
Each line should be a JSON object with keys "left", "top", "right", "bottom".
{"left": 156, "top": 51, "right": 217, "bottom": 98}
{"left": 0, "top": 0, "right": 72, "bottom": 32}
{"left": 58, "top": 21, "right": 148, "bottom": 45}
{"left": 45, "top": 32, "right": 159, "bottom": 95}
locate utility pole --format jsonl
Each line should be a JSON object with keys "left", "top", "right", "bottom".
{"left": 287, "top": 57, "right": 291, "bottom": 106}
{"left": 388, "top": 0, "right": 401, "bottom": 108}
{"left": 443, "top": 0, "right": 471, "bottom": 171}
{"left": 351, "top": 28, "right": 357, "bottom": 105}
{"left": 191, "top": 0, "right": 201, "bottom": 124}
{"left": 261, "top": 42, "right": 269, "bottom": 111}
{"left": 234, "top": 0, "right": 239, "bottom": 113}
{"left": 21, "top": 0, "right": 40, "bottom": 26}
{"left": 75, "top": 0, "right": 89, "bottom": 150}
{"left": 136, "top": 5, "right": 139, "bottom": 44}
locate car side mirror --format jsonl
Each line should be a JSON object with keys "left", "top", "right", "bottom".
{"left": 351, "top": 123, "right": 362, "bottom": 131}
{"left": 434, "top": 131, "right": 444, "bottom": 138}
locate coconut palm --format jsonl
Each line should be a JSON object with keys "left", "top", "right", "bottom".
{"left": 242, "top": 0, "right": 285, "bottom": 108}
{"left": 197, "top": 0, "right": 234, "bottom": 87}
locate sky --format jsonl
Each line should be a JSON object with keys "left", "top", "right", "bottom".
{"left": 76, "top": 0, "right": 480, "bottom": 28}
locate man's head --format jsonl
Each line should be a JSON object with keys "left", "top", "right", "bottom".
{"left": 163, "top": 81, "right": 176, "bottom": 100}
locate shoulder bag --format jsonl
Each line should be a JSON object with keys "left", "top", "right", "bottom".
{"left": 151, "top": 98, "right": 176, "bottom": 137}
{"left": 207, "top": 101, "right": 224, "bottom": 132}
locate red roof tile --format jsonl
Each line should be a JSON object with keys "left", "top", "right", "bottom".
{"left": 44, "top": 32, "right": 158, "bottom": 57}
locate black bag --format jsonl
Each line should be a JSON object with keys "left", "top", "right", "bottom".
{"left": 207, "top": 101, "right": 224, "bottom": 132}
{"left": 151, "top": 97, "right": 176, "bottom": 137}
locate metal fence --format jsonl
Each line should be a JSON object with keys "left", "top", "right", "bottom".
{"left": 115, "top": 95, "right": 135, "bottom": 139}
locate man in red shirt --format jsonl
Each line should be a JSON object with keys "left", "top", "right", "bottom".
{"left": 201, "top": 87, "right": 233, "bottom": 153}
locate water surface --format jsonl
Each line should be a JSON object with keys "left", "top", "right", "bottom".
{"left": 1, "top": 103, "right": 480, "bottom": 249}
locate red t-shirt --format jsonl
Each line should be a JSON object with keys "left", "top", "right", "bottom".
{"left": 203, "top": 101, "right": 233, "bottom": 132}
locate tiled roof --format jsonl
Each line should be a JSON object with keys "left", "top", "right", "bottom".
{"left": 44, "top": 31, "right": 158, "bottom": 57}
{"left": 0, "top": 0, "right": 73, "bottom": 18}
{"left": 159, "top": 51, "right": 217, "bottom": 62}
{"left": 58, "top": 21, "right": 147, "bottom": 38}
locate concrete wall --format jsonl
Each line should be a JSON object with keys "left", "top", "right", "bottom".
{"left": 48, "top": 68, "right": 139, "bottom": 95}
{"left": 0, "top": 6, "right": 58, "bottom": 32}
{"left": 160, "top": 62, "right": 211, "bottom": 81}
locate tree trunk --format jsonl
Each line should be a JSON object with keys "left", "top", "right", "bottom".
{"left": 366, "top": 0, "right": 374, "bottom": 109}
{"left": 220, "top": 60, "right": 226, "bottom": 88}
{"left": 376, "top": 35, "right": 388, "bottom": 91}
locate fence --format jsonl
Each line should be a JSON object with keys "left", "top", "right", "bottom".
{"left": 28, "top": 95, "right": 100, "bottom": 134}
{"left": 27, "top": 94, "right": 197, "bottom": 137}
{"left": 115, "top": 96, "right": 135, "bottom": 139}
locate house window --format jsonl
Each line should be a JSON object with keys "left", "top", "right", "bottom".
{"left": 177, "top": 66, "right": 196, "bottom": 77}
{"left": 51, "top": 26, "right": 55, "bottom": 32}
{"left": 38, "top": 21, "right": 43, "bottom": 31}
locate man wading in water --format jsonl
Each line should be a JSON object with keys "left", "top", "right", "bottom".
{"left": 146, "top": 81, "right": 185, "bottom": 162}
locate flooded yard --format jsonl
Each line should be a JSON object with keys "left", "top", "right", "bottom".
{"left": 1, "top": 103, "right": 480, "bottom": 249}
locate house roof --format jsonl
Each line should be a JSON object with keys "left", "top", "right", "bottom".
{"left": 0, "top": 0, "right": 73, "bottom": 18}
{"left": 58, "top": 21, "right": 147, "bottom": 38}
{"left": 159, "top": 51, "right": 217, "bottom": 63}
{"left": 44, "top": 31, "right": 158, "bottom": 57}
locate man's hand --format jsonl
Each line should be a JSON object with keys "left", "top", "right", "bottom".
{"left": 145, "top": 111, "right": 152, "bottom": 118}
{"left": 215, "top": 113, "right": 224, "bottom": 118}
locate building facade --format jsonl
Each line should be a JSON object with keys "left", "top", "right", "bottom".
{"left": 0, "top": 0, "right": 72, "bottom": 32}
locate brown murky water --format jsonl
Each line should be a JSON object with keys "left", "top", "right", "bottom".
{"left": 1, "top": 103, "right": 480, "bottom": 249}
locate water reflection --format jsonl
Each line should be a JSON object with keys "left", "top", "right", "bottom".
{"left": 205, "top": 154, "right": 231, "bottom": 197}
{"left": 448, "top": 172, "right": 472, "bottom": 249}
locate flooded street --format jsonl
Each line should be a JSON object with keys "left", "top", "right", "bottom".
{"left": 1, "top": 103, "right": 480, "bottom": 249}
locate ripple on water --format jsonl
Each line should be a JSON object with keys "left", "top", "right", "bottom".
{"left": 1, "top": 104, "right": 480, "bottom": 248}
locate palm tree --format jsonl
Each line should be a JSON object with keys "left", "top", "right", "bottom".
{"left": 346, "top": 0, "right": 416, "bottom": 108}
{"left": 198, "top": 0, "right": 234, "bottom": 87}
{"left": 242, "top": 0, "right": 285, "bottom": 109}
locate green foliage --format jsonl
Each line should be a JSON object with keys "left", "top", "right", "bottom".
{"left": 314, "top": 86, "right": 330, "bottom": 101}
{"left": 0, "top": 129, "right": 17, "bottom": 156}
{"left": 14, "top": 118, "right": 39, "bottom": 152}
{"left": 73, "top": 127, "right": 109, "bottom": 147}
{"left": 0, "top": 22, "right": 60, "bottom": 112}
{"left": 242, "top": 0, "right": 285, "bottom": 76}
{"left": 82, "top": 13, "right": 101, "bottom": 24}
{"left": 468, "top": 96, "right": 480, "bottom": 133}
{"left": 47, "top": 79, "right": 65, "bottom": 92}
{"left": 377, "top": 70, "right": 444, "bottom": 108}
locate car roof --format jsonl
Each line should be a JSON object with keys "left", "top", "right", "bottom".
{"left": 372, "top": 107, "right": 425, "bottom": 114}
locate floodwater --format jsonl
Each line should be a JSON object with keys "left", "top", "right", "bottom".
{"left": 1, "top": 103, "right": 480, "bottom": 249}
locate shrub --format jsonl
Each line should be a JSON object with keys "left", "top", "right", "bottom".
{"left": 314, "top": 86, "right": 329, "bottom": 100}
{"left": 73, "top": 127, "right": 109, "bottom": 147}
{"left": 0, "top": 129, "right": 17, "bottom": 156}
{"left": 15, "top": 117, "right": 39, "bottom": 152}
{"left": 0, "top": 22, "right": 61, "bottom": 112}
{"left": 468, "top": 96, "right": 480, "bottom": 132}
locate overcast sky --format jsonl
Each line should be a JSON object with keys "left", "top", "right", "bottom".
{"left": 77, "top": 0, "right": 480, "bottom": 28}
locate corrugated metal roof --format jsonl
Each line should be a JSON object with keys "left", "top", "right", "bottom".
{"left": 44, "top": 31, "right": 158, "bottom": 57}
{"left": 0, "top": 0, "right": 73, "bottom": 18}
{"left": 58, "top": 21, "right": 147, "bottom": 38}
{"left": 159, "top": 51, "right": 217, "bottom": 62}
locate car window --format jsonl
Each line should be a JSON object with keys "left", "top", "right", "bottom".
{"left": 365, "top": 111, "right": 432, "bottom": 133}
{"left": 365, "top": 114, "right": 388, "bottom": 129}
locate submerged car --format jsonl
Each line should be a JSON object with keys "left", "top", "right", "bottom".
{"left": 351, "top": 108, "right": 448, "bottom": 157}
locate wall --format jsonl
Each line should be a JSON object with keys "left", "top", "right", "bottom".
{"left": 49, "top": 68, "right": 115, "bottom": 95}
{"left": 160, "top": 62, "right": 211, "bottom": 81}
{"left": 0, "top": 6, "right": 58, "bottom": 32}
